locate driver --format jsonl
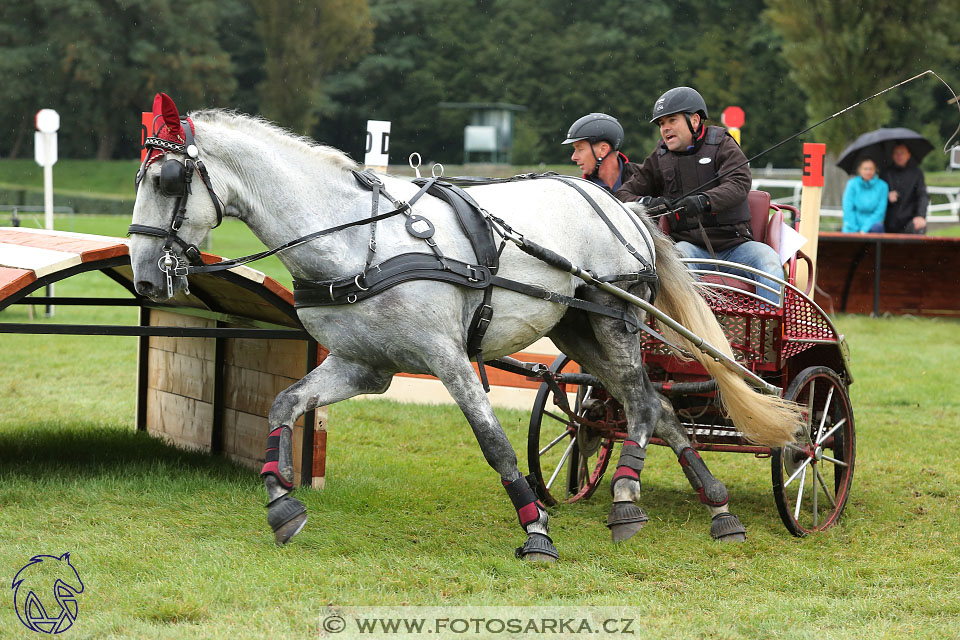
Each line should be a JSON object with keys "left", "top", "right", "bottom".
{"left": 563, "top": 113, "right": 640, "bottom": 192}
{"left": 615, "top": 87, "right": 783, "bottom": 304}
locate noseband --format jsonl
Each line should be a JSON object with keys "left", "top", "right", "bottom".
{"left": 128, "top": 117, "right": 224, "bottom": 295}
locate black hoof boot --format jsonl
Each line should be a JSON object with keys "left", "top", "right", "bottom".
{"left": 710, "top": 512, "right": 746, "bottom": 543}
{"left": 515, "top": 533, "right": 559, "bottom": 563}
{"left": 607, "top": 501, "right": 648, "bottom": 543}
{"left": 267, "top": 495, "right": 308, "bottom": 546}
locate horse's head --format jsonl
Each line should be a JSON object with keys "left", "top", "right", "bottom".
{"left": 129, "top": 93, "right": 223, "bottom": 301}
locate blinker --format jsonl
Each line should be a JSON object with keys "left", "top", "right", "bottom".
{"left": 159, "top": 159, "right": 187, "bottom": 197}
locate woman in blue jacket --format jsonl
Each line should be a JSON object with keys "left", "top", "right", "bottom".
{"left": 842, "top": 157, "right": 888, "bottom": 233}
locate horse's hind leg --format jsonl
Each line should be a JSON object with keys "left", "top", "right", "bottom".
{"left": 548, "top": 287, "right": 662, "bottom": 543}
{"left": 261, "top": 354, "right": 392, "bottom": 545}
{"left": 652, "top": 395, "right": 746, "bottom": 542}
{"left": 431, "top": 350, "right": 557, "bottom": 562}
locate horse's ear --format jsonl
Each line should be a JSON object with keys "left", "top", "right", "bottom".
{"left": 154, "top": 92, "right": 183, "bottom": 140}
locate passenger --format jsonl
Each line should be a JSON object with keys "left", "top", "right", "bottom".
{"left": 562, "top": 113, "right": 640, "bottom": 192}
{"left": 615, "top": 87, "right": 783, "bottom": 304}
{"left": 880, "top": 143, "right": 928, "bottom": 234}
{"left": 841, "top": 157, "right": 888, "bottom": 234}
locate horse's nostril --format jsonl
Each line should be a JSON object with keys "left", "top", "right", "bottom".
{"left": 135, "top": 281, "right": 155, "bottom": 297}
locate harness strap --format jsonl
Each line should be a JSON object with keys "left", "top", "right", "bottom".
{"left": 541, "top": 175, "right": 656, "bottom": 275}
{"left": 183, "top": 204, "right": 411, "bottom": 274}
{"left": 293, "top": 253, "right": 491, "bottom": 307}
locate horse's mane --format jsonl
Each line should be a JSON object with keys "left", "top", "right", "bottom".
{"left": 189, "top": 109, "right": 357, "bottom": 169}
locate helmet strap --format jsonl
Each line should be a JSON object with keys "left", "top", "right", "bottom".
{"left": 588, "top": 142, "right": 609, "bottom": 179}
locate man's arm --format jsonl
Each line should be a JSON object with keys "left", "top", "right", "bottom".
{"left": 615, "top": 153, "right": 663, "bottom": 202}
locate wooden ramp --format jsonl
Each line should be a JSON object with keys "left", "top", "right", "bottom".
{"left": 0, "top": 227, "right": 328, "bottom": 488}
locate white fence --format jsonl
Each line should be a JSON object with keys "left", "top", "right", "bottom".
{"left": 751, "top": 179, "right": 960, "bottom": 224}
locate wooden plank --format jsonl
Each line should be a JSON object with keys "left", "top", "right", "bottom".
{"left": 0, "top": 266, "right": 36, "bottom": 300}
{"left": 147, "top": 348, "right": 214, "bottom": 399}
{"left": 0, "top": 243, "right": 80, "bottom": 277}
{"left": 146, "top": 387, "right": 212, "bottom": 450}
{"left": 815, "top": 234, "right": 960, "bottom": 317}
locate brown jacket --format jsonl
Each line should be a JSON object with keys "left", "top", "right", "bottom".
{"left": 616, "top": 127, "right": 753, "bottom": 251}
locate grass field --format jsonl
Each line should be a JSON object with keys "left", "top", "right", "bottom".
{"left": 2, "top": 214, "right": 959, "bottom": 638}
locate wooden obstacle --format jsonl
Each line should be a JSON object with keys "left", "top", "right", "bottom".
{"left": 0, "top": 227, "right": 328, "bottom": 488}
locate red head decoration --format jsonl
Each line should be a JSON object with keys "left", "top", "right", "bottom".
{"left": 152, "top": 93, "right": 184, "bottom": 143}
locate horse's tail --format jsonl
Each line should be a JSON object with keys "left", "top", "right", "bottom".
{"left": 635, "top": 208, "right": 802, "bottom": 447}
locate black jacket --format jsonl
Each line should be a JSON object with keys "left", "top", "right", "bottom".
{"left": 616, "top": 126, "right": 753, "bottom": 251}
{"left": 880, "top": 163, "right": 928, "bottom": 233}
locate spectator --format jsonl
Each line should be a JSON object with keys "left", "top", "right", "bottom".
{"left": 616, "top": 86, "right": 783, "bottom": 304}
{"left": 562, "top": 113, "right": 640, "bottom": 192}
{"left": 880, "top": 143, "right": 929, "bottom": 234}
{"left": 841, "top": 157, "right": 888, "bottom": 233}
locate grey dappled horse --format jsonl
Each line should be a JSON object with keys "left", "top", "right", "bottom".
{"left": 128, "top": 97, "right": 800, "bottom": 561}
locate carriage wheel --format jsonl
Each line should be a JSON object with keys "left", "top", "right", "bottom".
{"left": 527, "top": 355, "right": 615, "bottom": 506}
{"left": 772, "top": 366, "right": 856, "bottom": 536}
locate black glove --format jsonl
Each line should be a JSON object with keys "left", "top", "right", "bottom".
{"left": 638, "top": 196, "right": 668, "bottom": 213}
{"left": 668, "top": 194, "right": 710, "bottom": 232}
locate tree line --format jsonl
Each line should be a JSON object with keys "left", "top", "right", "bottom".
{"left": 1, "top": 0, "right": 957, "bottom": 170}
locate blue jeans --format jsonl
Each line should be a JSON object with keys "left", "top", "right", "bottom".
{"left": 674, "top": 240, "right": 784, "bottom": 304}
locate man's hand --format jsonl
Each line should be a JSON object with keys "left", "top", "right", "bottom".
{"left": 676, "top": 194, "right": 710, "bottom": 217}
{"left": 889, "top": 190, "right": 900, "bottom": 203}
{"left": 666, "top": 194, "right": 710, "bottom": 232}
{"left": 638, "top": 196, "right": 668, "bottom": 212}
{"left": 913, "top": 216, "right": 926, "bottom": 231}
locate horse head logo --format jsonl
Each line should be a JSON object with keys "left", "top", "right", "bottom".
{"left": 11, "top": 553, "right": 84, "bottom": 634}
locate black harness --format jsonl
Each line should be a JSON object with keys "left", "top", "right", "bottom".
{"left": 130, "top": 144, "right": 660, "bottom": 388}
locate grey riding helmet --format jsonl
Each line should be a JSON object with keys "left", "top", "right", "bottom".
{"left": 650, "top": 87, "right": 709, "bottom": 123}
{"left": 562, "top": 113, "right": 624, "bottom": 150}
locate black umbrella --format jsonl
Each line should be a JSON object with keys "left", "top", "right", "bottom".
{"left": 836, "top": 127, "right": 934, "bottom": 174}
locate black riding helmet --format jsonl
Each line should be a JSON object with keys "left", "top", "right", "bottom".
{"left": 650, "top": 87, "right": 709, "bottom": 123}
{"left": 562, "top": 113, "right": 624, "bottom": 150}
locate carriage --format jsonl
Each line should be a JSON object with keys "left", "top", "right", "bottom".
{"left": 524, "top": 193, "right": 856, "bottom": 536}
{"left": 129, "top": 94, "right": 852, "bottom": 558}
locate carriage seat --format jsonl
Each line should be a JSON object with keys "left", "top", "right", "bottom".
{"left": 657, "top": 190, "right": 784, "bottom": 293}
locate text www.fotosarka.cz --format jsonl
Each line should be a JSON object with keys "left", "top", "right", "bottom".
{"left": 319, "top": 606, "right": 641, "bottom": 639}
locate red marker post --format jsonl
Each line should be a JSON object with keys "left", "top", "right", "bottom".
{"left": 797, "top": 142, "right": 826, "bottom": 293}
{"left": 721, "top": 106, "right": 745, "bottom": 145}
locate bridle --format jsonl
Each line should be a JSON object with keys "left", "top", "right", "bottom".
{"left": 128, "top": 116, "right": 224, "bottom": 296}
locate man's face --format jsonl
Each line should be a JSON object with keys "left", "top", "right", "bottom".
{"left": 570, "top": 140, "right": 610, "bottom": 174}
{"left": 657, "top": 113, "right": 698, "bottom": 151}
{"left": 892, "top": 144, "right": 911, "bottom": 168}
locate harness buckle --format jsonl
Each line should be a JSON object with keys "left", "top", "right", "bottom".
{"left": 354, "top": 274, "right": 370, "bottom": 292}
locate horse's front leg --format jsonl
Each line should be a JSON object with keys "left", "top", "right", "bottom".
{"left": 652, "top": 395, "right": 746, "bottom": 542}
{"left": 434, "top": 353, "right": 558, "bottom": 562}
{"left": 261, "top": 354, "right": 392, "bottom": 545}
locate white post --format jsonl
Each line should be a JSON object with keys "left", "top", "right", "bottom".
{"left": 35, "top": 109, "right": 60, "bottom": 317}
{"left": 364, "top": 120, "right": 391, "bottom": 174}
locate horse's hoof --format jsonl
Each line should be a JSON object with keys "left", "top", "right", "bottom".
{"left": 606, "top": 501, "right": 648, "bottom": 542}
{"left": 710, "top": 512, "right": 746, "bottom": 543}
{"left": 267, "top": 495, "right": 308, "bottom": 546}
{"left": 515, "top": 533, "right": 559, "bottom": 562}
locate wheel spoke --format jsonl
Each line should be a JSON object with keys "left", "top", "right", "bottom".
{"left": 784, "top": 455, "right": 813, "bottom": 487}
{"left": 543, "top": 409, "right": 575, "bottom": 427}
{"left": 815, "top": 419, "right": 846, "bottom": 447}
{"left": 813, "top": 464, "right": 819, "bottom": 528}
{"left": 814, "top": 385, "right": 836, "bottom": 444}
{"left": 546, "top": 438, "right": 577, "bottom": 490}
{"left": 814, "top": 466, "right": 838, "bottom": 508}
{"left": 538, "top": 427, "right": 573, "bottom": 457}
{"left": 820, "top": 453, "right": 849, "bottom": 468}
{"left": 793, "top": 465, "right": 807, "bottom": 520}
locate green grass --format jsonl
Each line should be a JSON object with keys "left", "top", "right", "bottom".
{"left": 2, "top": 215, "right": 959, "bottom": 638}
